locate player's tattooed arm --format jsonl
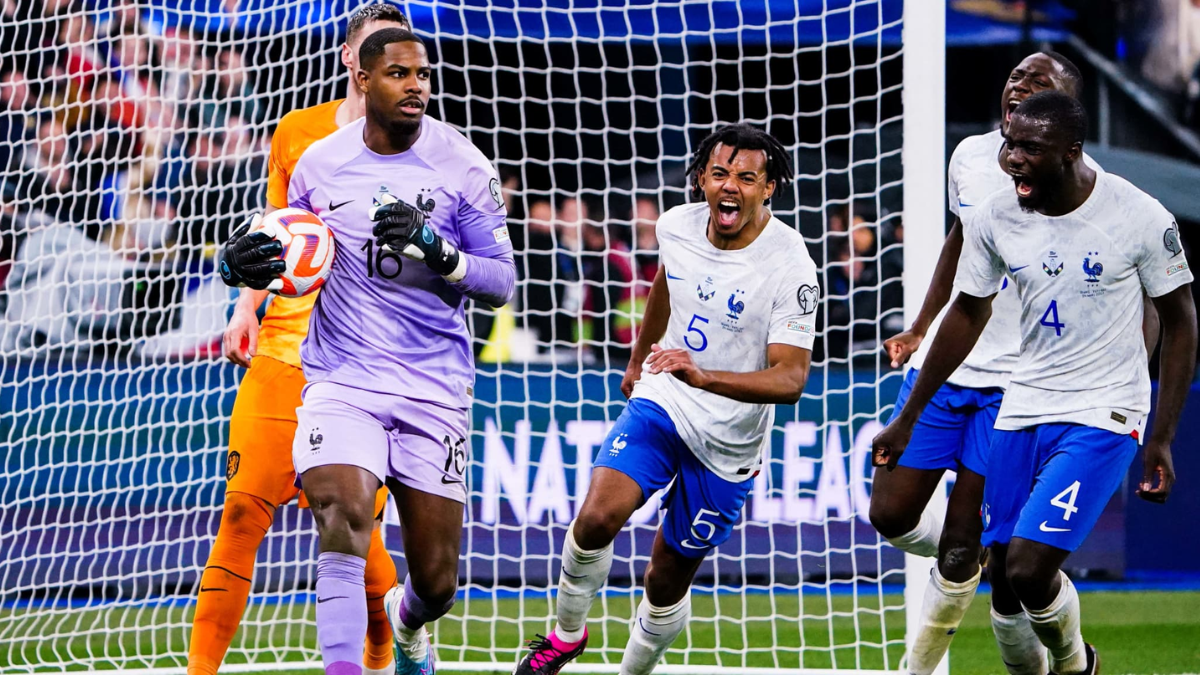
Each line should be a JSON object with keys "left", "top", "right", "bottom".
{"left": 872, "top": 290, "right": 994, "bottom": 470}
{"left": 645, "top": 342, "right": 810, "bottom": 405}
{"left": 622, "top": 267, "right": 671, "bottom": 399}
{"left": 884, "top": 217, "right": 964, "bottom": 368}
{"left": 1138, "top": 284, "right": 1197, "bottom": 503}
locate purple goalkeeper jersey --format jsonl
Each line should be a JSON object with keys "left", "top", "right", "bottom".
{"left": 288, "top": 116, "right": 512, "bottom": 408}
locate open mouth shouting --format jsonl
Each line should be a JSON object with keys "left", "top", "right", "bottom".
{"left": 716, "top": 198, "right": 741, "bottom": 228}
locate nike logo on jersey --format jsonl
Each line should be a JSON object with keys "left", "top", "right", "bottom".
{"left": 958, "top": 201, "right": 973, "bottom": 209}
{"left": 317, "top": 595, "right": 349, "bottom": 604}
{"left": 1039, "top": 521, "right": 1070, "bottom": 533}
{"left": 1009, "top": 265, "right": 1029, "bottom": 274}
{"left": 328, "top": 199, "right": 354, "bottom": 211}
{"left": 666, "top": 272, "right": 684, "bottom": 281}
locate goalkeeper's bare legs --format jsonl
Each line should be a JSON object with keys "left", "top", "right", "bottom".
{"left": 383, "top": 479, "right": 465, "bottom": 674}
{"left": 304, "top": 464, "right": 381, "bottom": 675}
{"left": 513, "top": 467, "right": 643, "bottom": 675}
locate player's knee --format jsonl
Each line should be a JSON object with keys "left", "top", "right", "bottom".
{"left": 309, "top": 497, "right": 376, "bottom": 546}
{"left": 643, "top": 561, "right": 689, "bottom": 607}
{"left": 1004, "top": 554, "right": 1052, "bottom": 601}
{"left": 937, "top": 541, "right": 980, "bottom": 581}
{"left": 412, "top": 573, "right": 459, "bottom": 617}
{"left": 867, "top": 501, "right": 917, "bottom": 540}
{"left": 218, "top": 492, "right": 273, "bottom": 547}
{"left": 572, "top": 508, "right": 624, "bottom": 551}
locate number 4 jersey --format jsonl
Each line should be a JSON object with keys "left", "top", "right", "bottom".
{"left": 631, "top": 202, "right": 820, "bottom": 482}
{"left": 956, "top": 171, "right": 1193, "bottom": 437}
{"left": 287, "top": 115, "right": 512, "bottom": 409}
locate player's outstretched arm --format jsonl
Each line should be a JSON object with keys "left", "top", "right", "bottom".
{"left": 884, "top": 218, "right": 963, "bottom": 368}
{"left": 1138, "top": 284, "right": 1197, "bottom": 503}
{"left": 622, "top": 267, "right": 670, "bottom": 399}
{"left": 872, "top": 291, "right": 993, "bottom": 469}
{"left": 644, "top": 342, "right": 810, "bottom": 405}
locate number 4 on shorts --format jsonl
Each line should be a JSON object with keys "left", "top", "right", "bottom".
{"left": 1050, "top": 480, "right": 1081, "bottom": 521}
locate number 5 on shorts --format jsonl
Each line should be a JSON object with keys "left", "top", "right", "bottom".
{"left": 680, "top": 508, "right": 721, "bottom": 550}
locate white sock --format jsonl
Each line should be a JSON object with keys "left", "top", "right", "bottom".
{"left": 619, "top": 594, "right": 691, "bottom": 675}
{"left": 907, "top": 566, "right": 980, "bottom": 675}
{"left": 363, "top": 665, "right": 393, "bottom": 675}
{"left": 553, "top": 521, "right": 614, "bottom": 643}
{"left": 991, "top": 607, "right": 1049, "bottom": 675}
{"left": 886, "top": 509, "right": 943, "bottom": 558}
{"left": 1024, "top": 573, "right": 1086, "bottom": 675}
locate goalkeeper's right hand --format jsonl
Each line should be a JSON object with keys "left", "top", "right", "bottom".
{"left": 219, "top": 214, "right": 287, "bottom": 291}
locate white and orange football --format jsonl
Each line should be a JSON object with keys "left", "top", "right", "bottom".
{"left": 250, "top": 208, "right": 335, "bottom": 298}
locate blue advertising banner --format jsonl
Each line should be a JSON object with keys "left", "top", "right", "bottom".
{"left": 2, "top": 358, "right": 1166, "bottom": 603}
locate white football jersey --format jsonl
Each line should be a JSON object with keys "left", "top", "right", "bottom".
{"left": 910, "top": 129, "right": 1099, "bottom": 389}
{"left": 631, "top": 203, "right": 819, "bottom": 482}
{"left": 955, "top": 171, "right": 1192, "bottom": 436}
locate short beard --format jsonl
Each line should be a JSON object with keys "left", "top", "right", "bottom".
{"left": 388, "top": 116, "right": 421, "bottom": 138}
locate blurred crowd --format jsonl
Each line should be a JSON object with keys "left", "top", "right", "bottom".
{"left": 0, "top": 0, "right": 264, "bottom": 352}
{"left": 492, "top": 178, "right": 903, "bottom": 367}
{"left": 0, "top": 0, "right": 904, "bottom": 366}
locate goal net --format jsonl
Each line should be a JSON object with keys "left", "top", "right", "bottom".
{"left": 0, "top": 1, "right": 916, "bottom": 673}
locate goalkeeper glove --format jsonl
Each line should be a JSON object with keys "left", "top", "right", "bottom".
{"left": 219, "top": 214, "right": 287, "bottom": 291}
{"left": 369, "top": 193, "right": 466, "bottom": 281}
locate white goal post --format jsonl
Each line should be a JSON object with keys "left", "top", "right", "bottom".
{"left": 0, "top": 1, "right": 946, "bottom": 673}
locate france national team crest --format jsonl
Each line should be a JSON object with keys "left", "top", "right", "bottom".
{"left": 1082, "top": 253, "right": 1103, "bottom": 283}
{"left": 1043, "top": 250, "right": 1063, "bottom": 277}
{"left": 726, "top": 290, "right": 745, "bottom": 319}
{"left": 609, "top": 433, "right": 627, "bottom": 456}
{"left": 1080, "top": 251, "right": 1106, "bottom": 299}
{"left": 697, "top": 276, "right": 716, "bottom": 302}
{"left": 416, "top": 189, "right": 436, "bottom": 214}
{"left": 721, "top": 290, "right": 746, "bottom": 333}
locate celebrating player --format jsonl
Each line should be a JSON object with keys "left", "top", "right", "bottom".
{"left": 868, "top": 52, "right": 1104, "bottom": 675}
{"left": 235, "top": 27, "right": 515, "bottom": 674}
{"left": 194, "top": 6, "right": 410, "bottom": 675}
{"left": 512, "top": 124, "right": 817, "bottom": 675}
{"left": 873, "top": 91, "right": 1196, "bottom": 675}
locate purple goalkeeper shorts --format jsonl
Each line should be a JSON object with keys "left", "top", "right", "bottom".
{"left": 292, "top": 381, "right": 469, "bottom": 503}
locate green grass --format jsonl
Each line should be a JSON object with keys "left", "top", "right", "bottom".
{"left": 1, "top": 591, "right": 1197, "bottom": 673}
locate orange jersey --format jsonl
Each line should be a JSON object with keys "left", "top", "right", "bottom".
{"left": 257, "top": 99, "right": 343, "bottom": 368}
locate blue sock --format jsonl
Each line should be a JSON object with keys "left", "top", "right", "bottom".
{"left": 315, "top": 551, "right": 367, "bottom": 675}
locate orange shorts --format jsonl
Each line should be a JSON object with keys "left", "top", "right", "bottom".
{"left": 226, "top": 355, "right": 389, "bottom": 516}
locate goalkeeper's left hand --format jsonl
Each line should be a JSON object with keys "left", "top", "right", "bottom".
{"left": 369, "top": 194, "right": 465, "bottom": 281}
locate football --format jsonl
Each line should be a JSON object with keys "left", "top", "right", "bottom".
{"left": 250, "top": 208, "right": 335, "bottom": 297}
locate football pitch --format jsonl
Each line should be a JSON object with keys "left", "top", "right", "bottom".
{"left": 2, "top": 590, "right": 1196, "bottom": 674}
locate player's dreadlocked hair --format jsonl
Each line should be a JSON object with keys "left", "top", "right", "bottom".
{"left": 347, "top": 2, "right": 410, "bottom": 44}
{"left": 686, "top": 124, "right": 794, "bottom": 203}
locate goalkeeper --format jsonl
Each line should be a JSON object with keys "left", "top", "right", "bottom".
{"left": 228, "top": 28, "right": 514, "bottom": 674}
{"left": 192, "top": 6, "right": 409, "bottom": 675}
{"left": 514, "top": 124, "right": 817, "bottom": 675}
